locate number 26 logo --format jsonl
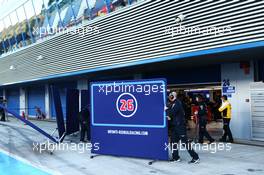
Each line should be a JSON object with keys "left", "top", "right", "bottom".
{"left": 120, "top": 99, "right": 134, "bottom": 111}
{"left": 116, "top": 93, "right": 138, "bottom": 118}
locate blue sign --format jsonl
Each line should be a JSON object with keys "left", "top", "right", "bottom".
{"left": 222, "top": 86, "right": 235, "bottom": 94}
{"left": 90, "top": 79, "right": 169, "bottom": 160}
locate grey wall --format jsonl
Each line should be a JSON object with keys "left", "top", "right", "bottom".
{"left": 221, "top": 62, "right": 254, "bottom": 140}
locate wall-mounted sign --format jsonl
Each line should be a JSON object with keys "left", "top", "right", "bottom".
{"left": 223, "top": 86, "right": 236, "bottom": 94}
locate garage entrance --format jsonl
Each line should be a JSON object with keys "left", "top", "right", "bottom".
{"left": 141, "top": 63, "right": 223, "bottom": 142}
{"left": 168, "top": 83, "right": 223, "bottom": 142}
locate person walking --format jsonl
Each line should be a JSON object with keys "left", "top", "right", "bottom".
{"left": 219, "top": 95, "right": 233, "bottom": 143}
{"left": 166, "top": 92, "right": 200, "bottom": 164}
{"left": 195, "top": 95, "right": 215, "bottom": 144}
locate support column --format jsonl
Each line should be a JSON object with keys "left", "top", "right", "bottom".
{"left": 77, "top": 79, "right": 88, "bottom": 111}
{"left": 19, "top": 87, "right": 26, "bottom": 116}
{"left": 45, "top": 84, "right": 50, "bottom": 119}
{"left": 2, "top": 89, "right": 6, "bottom": 101}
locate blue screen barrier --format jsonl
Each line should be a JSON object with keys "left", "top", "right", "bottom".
{"left": 90, "top": 79, "right": 169, "bottom": 160}
{"left": 50, "top": 86, "right": 66, "bottom": 141}
{"left": 66, "top": 89, "right": 80, "bottom": 135}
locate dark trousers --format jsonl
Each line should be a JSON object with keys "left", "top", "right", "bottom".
{"left": 222, "top": 118, "right": 233, "bottom": 141}
{"left": 80, "top": 123, "right": 89, "bottom": 141}
{"left": 199, "top": 119, "right": 214, "bottom": 142}
{"left": 171, "top": 126, "right": 199, "bottom": 160}
{"left": 0, "top": 110, "right": 5, "bottom": 121}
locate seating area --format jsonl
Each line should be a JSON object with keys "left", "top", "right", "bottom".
{"left": 0, "top": 0, "right": 140, "bottom": 57}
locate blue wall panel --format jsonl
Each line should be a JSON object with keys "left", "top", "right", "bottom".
{"left": 6, "top": 88, "right": 20, "bottom": 114}
{"left": 27, "top": 86, "right": 45, "bottom": 117}
{"left": 50, "top": 82, "right": 77, "bottom": 119}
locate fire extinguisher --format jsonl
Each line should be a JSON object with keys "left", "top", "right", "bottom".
{"left": 22, "top": 111, "right": 27, "bottom": 125}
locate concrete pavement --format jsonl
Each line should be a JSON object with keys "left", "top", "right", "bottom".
{"left": 0, "top": 118, "right": 263, "bottom": 175}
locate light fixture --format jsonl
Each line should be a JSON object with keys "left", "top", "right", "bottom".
{"left": 37, "top": 55, "right": 43, "bottom": 60}
{"left": 175, "top": 14, "right": 186, "bottom": 23}
{"left": 9, "top": 65, "right": 16, "bottom": 70}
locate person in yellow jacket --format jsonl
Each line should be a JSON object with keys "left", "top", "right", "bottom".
{"left": 218, "top": 95, "right": 233, "bottom": 143}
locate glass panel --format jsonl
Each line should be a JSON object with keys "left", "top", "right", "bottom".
{"left": 7, "top": 15, "right": 17, "bottom": 51}
{"left": 3, "top": 16, "right": 12, "bottom": 52}
{"left": 75, "top": 0, "right": 88, "bottom": 25}
{"left": 71, "top": 0, "right": 83, "bottom": 26}
{"left": 62, "top": 0, "right": 76, "bottom": 27}
{"left": 110, "top": 0, "right": 128, "bottom": 12}
{"left": 16, "top": 5, "right": 32, "bottom": 46}
{"left": 83, "top": 0, "right": 91, "bottom": 22}
{"left": 7, "top": 13, "right": 17, "bottom": 50}
{"left": 88, "top": 0, "right": 107, "bottom": 20}
{"left": 24, "top": 0, "right": 37, "bottom": 42}
{"left": 0, "top": 20, "right": 5, "bottom": 55}
{"left": 55, "top": 1, "right": 64, "bottom": 28}
{"left": 14, "top": 9, "right": 25, "bottom": 48}
{"left": 46, "top": 1, "right": 60, "bottom": 35}
{"left": 58, "top": 0, "right": 71, "bottom": 27}
{"left": 129, "top": 0, "right": 138, "bottom": 5}
{"left": 32, "top": 0, "right": 45, "bottom": 40}
{"left": 9, "top": 11, "right": 19, "bottom": 50}
{"left": 40, "top": 0, "right": 51, "bottom": 38}
{"left": 51, "top": 9, "right": 61, "bottom": 29}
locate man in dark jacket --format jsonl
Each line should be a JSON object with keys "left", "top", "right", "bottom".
{"left": 0, "top": 98, "right": 6, "bottom": 122}
{"left": 166, "top": 92, "right": 200, "bottom": 164}
{"left": 79, "top": 106, "right": 91, "bottom": 142}
{"left": 0, "top": 106, "right": 5, "bottom": 121}
{"left": 196, "top": 95, "right": 215, "bottom": 144}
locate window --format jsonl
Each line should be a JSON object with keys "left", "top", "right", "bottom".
{"left": 16, "top": 6, "right": 31, "bottom": 46}
{"left": 24, "top": 0, "right": 38, "bottom": 42}
{"left": 109, "top": 0, "right": 128, "bottom": 12}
